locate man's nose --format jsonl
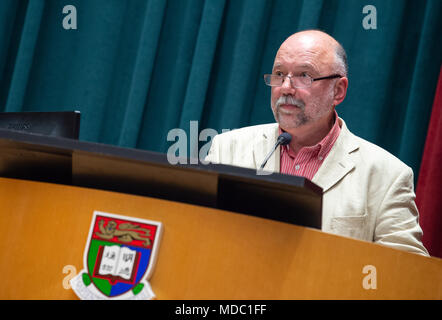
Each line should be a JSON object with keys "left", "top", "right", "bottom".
{"left": 280, "top": 76, "right": 296, "bottom": 94}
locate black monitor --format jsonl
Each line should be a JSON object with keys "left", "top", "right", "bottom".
{"left": 0, "top": 111, "right": 80, "bottom": 139}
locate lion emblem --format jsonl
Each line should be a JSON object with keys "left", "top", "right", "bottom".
{"left": 95, "top": 219, "right": 151, "bottom": 247}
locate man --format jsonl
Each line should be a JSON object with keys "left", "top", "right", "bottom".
{"left": 206, "top": 30, "right": 429, "bottom": 256}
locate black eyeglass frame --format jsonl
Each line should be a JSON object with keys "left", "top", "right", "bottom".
{"left": 263, "top": 74, "right": 343, "bottom": 88}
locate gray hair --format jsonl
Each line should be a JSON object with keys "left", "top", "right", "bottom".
{"left": 334, "top": 42, "right": 348, "bottom": 77}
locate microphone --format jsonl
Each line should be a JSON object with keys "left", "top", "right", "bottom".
{"left": 259, "top": 132, "right": 292, "bottom": 170}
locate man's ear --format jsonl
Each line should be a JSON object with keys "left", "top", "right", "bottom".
{"left": 333, "top": 77, "right": 348, "bottom": 106}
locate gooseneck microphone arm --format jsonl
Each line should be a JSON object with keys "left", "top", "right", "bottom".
{"left": 259, "top": 132, "right": 292, "bottom": 170}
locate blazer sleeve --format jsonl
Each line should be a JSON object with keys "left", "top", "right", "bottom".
{"left": 374, "top": 166, "right": 429, "bottom": 256}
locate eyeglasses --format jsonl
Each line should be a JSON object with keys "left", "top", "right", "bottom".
{"left": 263, "top": 73, "right": 342, "bottom": 88}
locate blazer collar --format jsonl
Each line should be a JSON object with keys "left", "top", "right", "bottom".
{"left": 251, "top": 119, "right": 359, "bottom": 192}
{"left": 312, "top": 118, "right": 359, "bottom": 192}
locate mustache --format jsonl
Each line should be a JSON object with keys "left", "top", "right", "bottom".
{"left": 276, "top": 95, "right": 305, "bottom": 109}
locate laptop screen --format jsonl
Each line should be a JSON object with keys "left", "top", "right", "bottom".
{"left": 0, "top": 111, "right": 80, "bottom": 139}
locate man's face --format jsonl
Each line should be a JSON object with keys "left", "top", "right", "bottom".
{"left": 270, "top": 36, "right": 337, "bottom": 130}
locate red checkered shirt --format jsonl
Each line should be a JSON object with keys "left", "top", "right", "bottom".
{"left": 280, "top": 111, "right": 341, "bottom": 180}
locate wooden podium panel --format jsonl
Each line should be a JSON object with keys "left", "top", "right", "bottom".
{"left": 0, "top": 177, "right": 440, "bottom": 299}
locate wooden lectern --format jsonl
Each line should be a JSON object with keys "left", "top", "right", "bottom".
{"left": 0, "top": 129, "right": 440, "bottom": 299}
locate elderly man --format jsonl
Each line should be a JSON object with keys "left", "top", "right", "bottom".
{"left": 206, "top": 30, "right": 429, "bottom": 256}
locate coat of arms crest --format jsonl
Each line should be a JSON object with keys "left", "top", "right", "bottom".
{"left": 71, "top": 211, "right": 162, "bottom": 300}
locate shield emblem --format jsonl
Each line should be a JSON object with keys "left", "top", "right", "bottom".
{"left": 71, "top": 211, "right": 162, "bottom": 300}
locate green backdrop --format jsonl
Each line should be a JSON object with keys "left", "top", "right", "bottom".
{"left": 0, "top": 0, "right": 441, "bottom": 182}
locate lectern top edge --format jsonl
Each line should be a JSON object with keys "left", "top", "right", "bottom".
{"left": 0, "top": 128, "right": 322, "bottom": 194}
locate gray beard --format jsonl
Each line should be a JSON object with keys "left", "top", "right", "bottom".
{"left": 272, "top": 90, "right": 334, "bottom": 129}
{"left": 273, "top": 95, "right": 309, "bottom": 129}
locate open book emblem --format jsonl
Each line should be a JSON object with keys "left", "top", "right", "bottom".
{"left": 70, "top": 211, "right": 162, "bottom": 300}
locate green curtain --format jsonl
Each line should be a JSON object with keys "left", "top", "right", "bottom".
{"left": 0, "top": 0, "right": 441, "bottom": 182}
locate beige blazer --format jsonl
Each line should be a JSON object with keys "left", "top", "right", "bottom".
{"left": 206, "top": 118, "right": 429, "bottom": 256}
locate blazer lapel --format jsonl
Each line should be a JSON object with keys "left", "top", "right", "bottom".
{"left": 252, "top": 124, "right": 280, "bottom": 173}
{"left": 312, "top": 119, "right": 358, "bottom": 192}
